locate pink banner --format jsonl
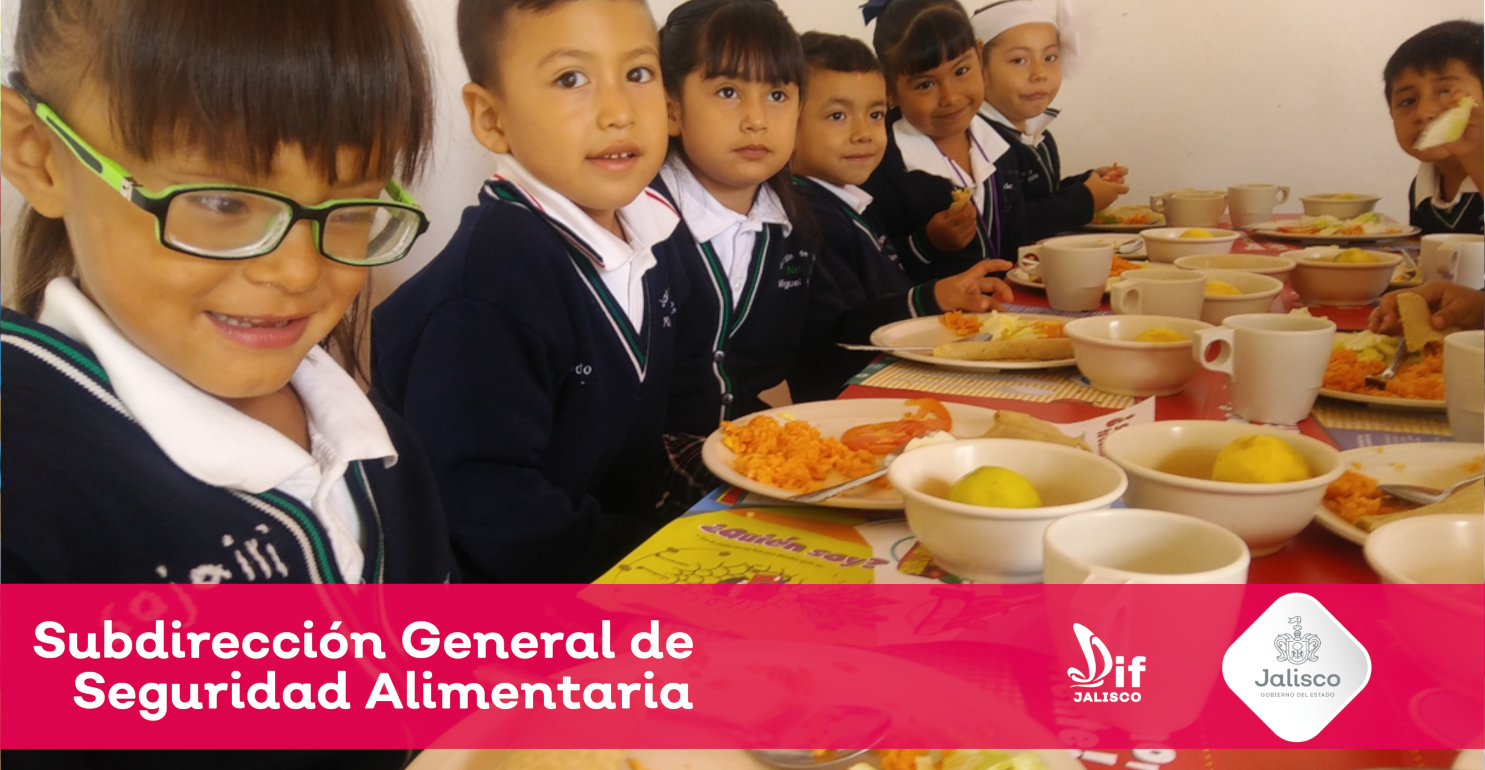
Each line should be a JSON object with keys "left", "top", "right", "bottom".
{"left": 1, "top": 584, "right": 1479, "bottom": 750}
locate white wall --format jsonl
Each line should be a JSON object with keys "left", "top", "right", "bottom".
{"left": 3, "top": 0, "right": 1480, "bottom": 304}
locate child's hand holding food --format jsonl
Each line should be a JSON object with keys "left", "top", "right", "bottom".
{"left": 1083, "top": 172, "right": 1130, "bottom": 212}
{"left": 1369, "top": 280, "right": 1485, "bottom": 334}
{"left": 933, "top": 259, "right": 1016, "bottom": 312}
{"left": 926, "top": 190, "right": 980, "bottom": 251}
{"left": 1095, "top": 163, "right": 1129, "bottom": 184}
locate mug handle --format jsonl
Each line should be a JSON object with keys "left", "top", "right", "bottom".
{"left": 1150, "top": 195, "right": 1168, "bottom": 213}
{"left": 1439, "top": 241, "right": 1462, "bottom": 282}
{"left": 1275, "top": 186, "right": 1291, "bottom": 205}
{"left": 1110, "top": 281, "right": 1142, "bottom": 314}
{"left": 1194, "top": 326, "right": 1237, "bottom": 375}
{"left": 1019, "top": 251, "right": 1042, "bottom": 278}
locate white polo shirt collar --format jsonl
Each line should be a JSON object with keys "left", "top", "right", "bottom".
{"left": 805, "top": 176, "right": 874, "bottom": 215}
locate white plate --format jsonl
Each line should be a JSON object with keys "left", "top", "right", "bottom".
{"left": 1318, "top": 388, "right": 1446, "bottom": 411}
{"left": 1314, "top": 442, "right": 1485, "bottom": 545}
{"left": 1250, "top": 223, "right": 1421, "bottom": 243}
{"left": 869, "top": 314, "right": 1078, "bottom": 373}
{"left": 630, "top": 748, "right": 1081, "bottom": 770}
{"left": 1083, "top": 221, "right": 1160, "bottom": 233}
{"left": 701, "top": 398, "right": 1000, "bottom": 509}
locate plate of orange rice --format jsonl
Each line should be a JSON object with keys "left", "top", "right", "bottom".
{"left": 1316, "top": 443, "right": 1485, "bottom": 544}
{"left": 1318, "top": 337, "right": 1446, "bottom": 411}
{"left": 701, "top": 398, "right": 999, "bottom": 509}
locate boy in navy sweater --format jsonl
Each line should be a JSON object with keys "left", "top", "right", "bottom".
{"left": 373, "top": 0, "right": 684, "bottom": 583}
{"left": 1383, "top": 21, "right": 1483, "bottom": 235}
{"left": 788, "top": 32, "right": 1013, "bottom": 401}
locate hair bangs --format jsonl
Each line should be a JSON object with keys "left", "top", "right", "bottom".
{"left": 695, "top": 2, "right": 805, "bottom": 86}
{"left": 1383, "top": 20, "right": 1484, "bottom": 101}
{"left": 888, "top": 7, "right": 977, "bottom": 80}
{"left": 99, "top": 0, "right": 433, "bottom": 185}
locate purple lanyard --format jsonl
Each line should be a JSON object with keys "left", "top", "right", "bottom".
{"left": 940, "top": 131, "right": 1000, "bottom": 259}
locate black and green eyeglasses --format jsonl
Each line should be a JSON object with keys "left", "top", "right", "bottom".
{"left": 7, "top": 74, "right": 429, "bottom": 266}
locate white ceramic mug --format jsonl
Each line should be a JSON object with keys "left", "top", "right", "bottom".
{"left": 1445, "top": 330, "right": 1485, "bottom": 442}
{"left": 1193, "top": 313, "right": 1337, "bottom": 425}
{"left": 1227, "top": 184, "right": 1290, "bottom": 228}
{"left": 1420, "top": 233, "right": 1485, "bottom": 289}
{"left": 1043, "top": 508, "right": 1251, "bottom": 584}
{"left": 1027, "top": 236, "right": 1115, "bottom": 312}
{"left": 1151, "top": 191, "right": 1228, "bottom": 227}
{"left": 1110, "top": 269, "right": 1206, "bottom": 319}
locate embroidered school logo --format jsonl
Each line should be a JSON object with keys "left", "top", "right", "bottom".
{"left": 1222, "top": 593, "right": 1370, "bottom": 742}
{"left": 1275, "top": 616, "right": 1321, "bottom": 665}
{"left": 1067, "top": 623, "right": 1145, "bottom": 702}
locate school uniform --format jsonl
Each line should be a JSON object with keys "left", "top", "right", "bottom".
{"left": 979, "top": 104, "right": 1095, "bottom": 241}
{"left": 788, "top": 175, "right": 943, "bottom": 402}
{"left": 1409, "top": 161, "right": 1485, "bottom": 234}
{"left": 1, "top": 279, "right": 456, "bottom": 585}
{"left": 862, "top": 113, "right": 1023, "bottom": 283}
{"left": 372, "top": 155, "right": 685, "bottom": 583}
{"left": 657, "top": 157, "right": 921, "bottom": 440}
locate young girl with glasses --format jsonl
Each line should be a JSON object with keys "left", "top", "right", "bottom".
{"left": 0, "top": 0, "right": 457, "bottom": 598}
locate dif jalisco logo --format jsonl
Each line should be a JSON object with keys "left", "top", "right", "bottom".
{"left": 1222, "top": 593, "right": 1371, "bottom": 742}
{"left": 1067, "top": 623, "right": 1145, "bottom": 702}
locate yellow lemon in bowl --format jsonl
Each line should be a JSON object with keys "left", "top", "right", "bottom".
{"left": 1331, "top": 193, "right": 1358, "bottom": 199}
{"left": 948, "top": 466, "right": 1043, "bottom": 508}
{"left": 1211, "top": 435, "right": 1313, "bottom": 483}
{"left": 1134, "top": 327, "right": 1189, "bottom": 343}
{"left": 1205, "top": 281, "right": 1243, "bottom": 296}
{"left": 1181, "top": 229, "right": 1215, "bottom": 238}
{"left": 1333, "top": 248, "right": 1379, "bottom": 264}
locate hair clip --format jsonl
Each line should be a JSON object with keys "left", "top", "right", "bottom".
{"left": 860, "top": 0, "right": 894, "bottom": 25}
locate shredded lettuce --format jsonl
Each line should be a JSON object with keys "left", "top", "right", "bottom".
{"left": 1334, "top": 331, "right": 1399, "bottom": 364}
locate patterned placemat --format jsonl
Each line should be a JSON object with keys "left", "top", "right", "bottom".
{"left": 853, "top": 358, "right": 1138, "bottom": 409}
{"left": 1310, "top": 400, "right": 1453, "bottom": 437}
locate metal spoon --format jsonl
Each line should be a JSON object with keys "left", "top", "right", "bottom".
{"left": 1379, "top": 473, "right": 1484, "bottom": 506}
{"left": 788, "top": 445, "right": 909, "bottom": 504}
{"left": 1364, "top": 342, "right": 1410, "bottom": 389}
{"left": 749, "top": 704, "right": 892, "bottom": 768}
{"left": 1116, "top": 237, "right": 1144, "bottom": 255}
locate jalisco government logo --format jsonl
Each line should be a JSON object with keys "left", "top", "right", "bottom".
{"left": 1274, "top": 616, "right": 1321, "bottom": 666}
{"left": 1067, "top": 623, "right": 1145, "bottom": 702}
{"left": 1223, "top": 593, "right": 1371, "bottom": 742}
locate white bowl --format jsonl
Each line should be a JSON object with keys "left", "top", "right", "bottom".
{"left": 1300, "top": 193, "right": 1380, "bottom": 218}
{"left": 887, "top": 439, "right": 1129, "bottom": 583}
{"left": 1196, "top": 269, "right": 1284, "bottom": 325}
{"left": 1284, "top": 247, "right": 1404, "bottom": 307}
{"left": 1173, "top": 253, "right": 1296, "bottom": 283}
{"left": 1064, "top": 315, "right": 1212, "bottom": 396}
{"left": 1101, "top": 421, "right": 1344, "bottom": 556}
{"left": 1365, "top": 513, "right": 1484, "bottom": 584}
{"left": 1140, "top": 227, "right": 1242, "bottom": 263}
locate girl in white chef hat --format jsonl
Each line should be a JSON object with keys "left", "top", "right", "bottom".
{"left": 972, "top": 0, "right": 1129, "bottom": 240}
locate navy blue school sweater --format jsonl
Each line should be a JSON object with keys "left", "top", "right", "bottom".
{"left": 787, "top": 176, "right": 943, "bottom": 402}
{"left": 0, "top": 308, "right": 457, "bottom": 586}
{"left": 862, "top": 118, "right": 1025, "bottom": 284}
{"left": 661, "top": 182, "right": 923, "bottom": 437}
{"left": 982, "top": 116, "right": 1095, "bottom": 242}
{"left": 1410, "top": 177, "right": 1484, "bottom": 235}
{"left": 372, "top": 180, "right": 684, "bottom": 584}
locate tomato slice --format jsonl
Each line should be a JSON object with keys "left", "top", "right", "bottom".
{"left": 840, "top": 398, "right": 953, "bottom": 455}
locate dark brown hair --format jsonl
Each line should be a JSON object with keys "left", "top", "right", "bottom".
{"left": 801, "top": 31, "right": 882, "bottom": 76}
{"left": 9, "top": 0, "right": 435, "bottom": 378}
{"left": 1383, "top": 20, "right": 1484, "bottom": 102}
{"left": 458, "top": 0, "right": 620, "bottom": 88}
{"left": 871, "top": 0, "right": 977, "bottom": 82}
{"left": 660, "top": 0, "right": 806, "bottom": 222}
